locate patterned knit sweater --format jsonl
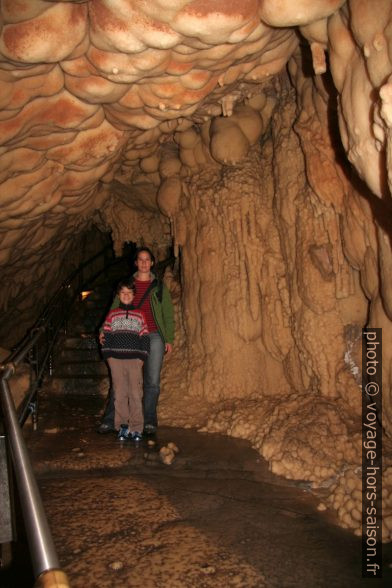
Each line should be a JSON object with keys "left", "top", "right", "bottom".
{"left": 101, "top": 304, "right": 150, "bottom": 360}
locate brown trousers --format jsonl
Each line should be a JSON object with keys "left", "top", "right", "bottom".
{"left": 107, "top": 358, "right": 144, "bottom": 432}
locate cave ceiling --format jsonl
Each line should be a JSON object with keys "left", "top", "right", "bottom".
{"left": 0, "top": 0, "right": 391, "bottom": 332}
{"left": 1, "top": 1, "right": 389, "bottom": 314}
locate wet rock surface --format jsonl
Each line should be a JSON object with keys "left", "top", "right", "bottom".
{"left": 9, "top": 392, "right": 391, "bottom": 587}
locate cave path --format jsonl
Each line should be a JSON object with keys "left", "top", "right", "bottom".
{"left": 6, "top": 390, "right": 386, "bottom": 588}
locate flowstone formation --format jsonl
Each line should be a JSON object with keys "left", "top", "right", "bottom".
{"left": 0, "top": 1, "right": 391, "bottom": 539}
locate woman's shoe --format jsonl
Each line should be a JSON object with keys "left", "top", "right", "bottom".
{"left": 97, "top": 423, "right": 115, "bottom": 434}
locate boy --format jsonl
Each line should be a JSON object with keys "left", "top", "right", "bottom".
{"left": 100, "top": 278, "right": 150, "bottom": 442}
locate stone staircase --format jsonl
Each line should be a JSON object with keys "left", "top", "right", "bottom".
{"left": 51, "top": 263, "right": 129, "bottom": 396}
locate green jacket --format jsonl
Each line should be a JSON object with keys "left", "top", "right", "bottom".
{"left": 110, "top": 275, "right": 175, "bottom": 344}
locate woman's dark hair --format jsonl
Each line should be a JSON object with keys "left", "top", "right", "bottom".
{"left": 116, "top": 277, "right": 136, "bottom": 294}
{"left": 134, "top": 246, "right": 155, "bottom": 265}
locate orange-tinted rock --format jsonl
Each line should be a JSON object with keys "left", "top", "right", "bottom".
{"left": 0, "top": 0, "right": 391, "bottom": 540}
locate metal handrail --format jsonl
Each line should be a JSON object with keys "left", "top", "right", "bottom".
{"left": 0, "top": 366, "right": 61, "bottom": 578}
{"left": 0, "top": 242, "right": 122, "bottom": 586}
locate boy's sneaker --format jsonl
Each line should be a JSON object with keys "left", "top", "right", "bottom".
{"left": 143, "top": 424, "right": 156, "bottom": 436}
{"left": 129, "top": 431, "right": 143, "bottom": 442}
{"left": 117, "top": 425, "right": 129, "bottom": 441}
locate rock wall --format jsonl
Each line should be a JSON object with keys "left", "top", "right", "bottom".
{"left": 157, "top": 65, "right": 391, "bottom": 539}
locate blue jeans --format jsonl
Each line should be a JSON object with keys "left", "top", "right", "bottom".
{"left": 142, "top": 332, "right": 165, "bottom": 428}
{"left": 102, "top": 332, "right": 165, "bottom": 429}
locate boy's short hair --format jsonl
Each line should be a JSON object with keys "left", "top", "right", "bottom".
{"left": 134, "top": 246, "right": 155, "bottom": 265}
{"left": 116, "top": 277, "right": 136, "bottom": 294}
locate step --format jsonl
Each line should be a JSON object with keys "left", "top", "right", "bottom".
{"left": 83, "top": 291, "right": 114, "bottom": 302}
{"left": 58, "top": 347, "right": 103, "bottom": 362}
{"left": 51, "top": 374, "right": 109, "bottom": 395}
{"left": 70, "top": 304, "right": 108, "bottom": 317}
{"left": 67, "top": 307, "right": 107, "bottom": 323}
{"left": 80, "top": 289, "right": 115, "bottom": 304}
{"left": 66, "top": 320, "right": 104, "bottom": 334}
{"left": 54, "top": 360, "right": 108, "bottom": 378}
{"left": 63, "top": 335, "right": 99, "bottom": 350}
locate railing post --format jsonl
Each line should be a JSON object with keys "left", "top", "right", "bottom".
{"left": 0, "top": 365, "right": 68, "bottom": 582}
{"left": 29, "top": 341, "right": 38, "bottom": 383}
{"left": 0, "top": 430, "right": 14, "bottom": 547}
{"left": 30, "top": 400, "right": 38, "bottom": 432}
{"left": 78, "top": 266, "right": 83, "bottom": 295}
{"left": 47, "top": 320, "right": 53, "bottom": 378}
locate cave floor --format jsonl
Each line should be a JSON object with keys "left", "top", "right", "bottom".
{"left": 4, "top": 391, "right": 392, "bottom": 588}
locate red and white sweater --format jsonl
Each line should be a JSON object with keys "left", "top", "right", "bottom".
{"left": 101, "top": 304, "right": 150, "bottom": 360}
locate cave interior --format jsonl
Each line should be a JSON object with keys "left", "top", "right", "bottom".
{"left": 0, "top": 0, "right": 391, "bottom": 543}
